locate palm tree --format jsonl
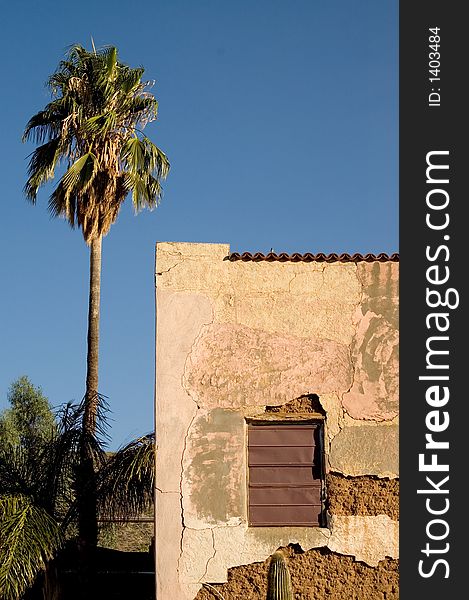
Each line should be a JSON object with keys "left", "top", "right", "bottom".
{"left": 0, "top": 399, "right": 155, "bottom": 600}
{"left": 22, "top": 44, "right": 169, "bottom": 551}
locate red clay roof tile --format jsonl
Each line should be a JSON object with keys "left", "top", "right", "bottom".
{"left": 227, "top": 252, "right": 399, "bottom": 263}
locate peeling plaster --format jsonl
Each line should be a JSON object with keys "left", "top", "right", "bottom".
{"left": 187, "top": 525, "right": 332, "bottom": 584}
{"left": 342, "top": 311, "right": 399, "bottom": 421}
{"left": 342, "top": 263, "right": 399, "bottom": 421}
{"left": 155, "top": 243, "right": 399, "bottom": 599}
{"left": 327, "top": 515, "right": 399, "bottom": 566}
{"left": 157, "top": 243, "right": 362, "bottom": 343}
{"left": 182, "top": 409, "right": 245, "bottom": 528}
{"left": 185, "top": 323, "right": 352, "bottom": 409}
{"left": 317, "top": 393, "right": 345, "bottom": 444}
{"left": 329, "top": 423, "right": 399, "bottom": 478}
{"left": 177, "top": 516, "right": 398, "bottom": 587}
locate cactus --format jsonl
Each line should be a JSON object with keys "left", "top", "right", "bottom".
{"left": 266, "top": 551, "right": 293, "bottom": 600}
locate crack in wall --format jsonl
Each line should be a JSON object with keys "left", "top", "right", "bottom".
{"left": 198, "top": 528, "right": 217, "bottom": 583}
{"left": 339, "top": 264, "right": 362, "bottom": 419}
{"left": 286, "top": 264, "right": 326, "bottom": 294}
{"left": 320, "top": 263, "right": 326, "bottom": 288}
{"left": 288, "top": 272, "right": 298, "bottom": 293}
{"left": 156, "top": 256, "right": 185, "bottom": 276}
{"left": 339, "top": 345, "right": 356, "bottom": 421}
{"left": 155, "top": 487, "right": 179, "bottom": 494}
{"left": 177, "top": 410, "right": 198, "bottom": 576}
{"left": 177, "top": 309, "right": 215, "bottom": 578}
{"left": 182, "top": 309, "right": 215, "bottom": 408}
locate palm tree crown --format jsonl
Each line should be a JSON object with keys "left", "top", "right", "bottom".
{"left": 23, "top": 44, "right": 169, "bottom": 243}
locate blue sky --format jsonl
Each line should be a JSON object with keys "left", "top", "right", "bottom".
{"left": 0, "top": 0, "right": 398, "bottom": 449}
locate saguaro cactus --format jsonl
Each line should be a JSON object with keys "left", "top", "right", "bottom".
{"left": 266, "top": 551, "right": 293, "bottom": 600}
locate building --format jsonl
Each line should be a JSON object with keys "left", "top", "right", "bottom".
{"left": 155, "top": 242, "right": 399, "bottom": 599}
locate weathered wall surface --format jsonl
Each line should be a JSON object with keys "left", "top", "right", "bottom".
{"left": 194, "top": 547, "right": 399, "bottom": 600}
{"left": 155, "top": 242, "right": 399, "bottom": 599}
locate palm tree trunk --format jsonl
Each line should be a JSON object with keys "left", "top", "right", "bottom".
{"left": 84, "top": 235, "right": 102, "bottom": 434}
{"left": 80, "top": 235, "right": 102, "bottom": 543}
{"left": 78, "top": 235, "right": 102, "bottom": 596}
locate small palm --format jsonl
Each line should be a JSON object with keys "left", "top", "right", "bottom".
{"left": 0, "top": 399, "right": 155, "bottom": 600}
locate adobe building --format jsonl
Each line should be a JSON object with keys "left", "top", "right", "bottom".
{"left": 154, "top": 242, "right": 399, "bottom": 599}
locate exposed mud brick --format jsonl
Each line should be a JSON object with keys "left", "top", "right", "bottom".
{"left": 326, "top": 473, "right": 399, "bottom": 520}
{"left": 194, "top": 546, "right": 399, "bottom": 600}
{"left": 265, "top": 394, "right": 326, "bottom": 415}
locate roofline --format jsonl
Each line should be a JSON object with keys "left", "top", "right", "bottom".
{"left": 227, "top": 252, "right": 399, "bottom": 263}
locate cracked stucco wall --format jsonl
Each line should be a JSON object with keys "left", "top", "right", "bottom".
{"left": 155, "top": 242, "right": 399, "bottom": 600}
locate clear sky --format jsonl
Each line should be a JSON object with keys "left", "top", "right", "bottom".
{"left": 0, "top": 0, "right": 398, "bottom": 449}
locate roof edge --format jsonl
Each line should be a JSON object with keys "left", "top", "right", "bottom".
{"left": 227, "top": 252, "right": 399, "bottom": 263}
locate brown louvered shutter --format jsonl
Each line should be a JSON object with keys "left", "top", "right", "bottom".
{"left": 248, "top": 423, "right": 323, "bottom": 526}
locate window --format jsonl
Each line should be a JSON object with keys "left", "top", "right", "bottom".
{"left": 247, "top": 422, "right": 324, "bottom": 527}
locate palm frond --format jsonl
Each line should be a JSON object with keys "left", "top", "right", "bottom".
{"left": 141, "top": 136, "right": 170, "bottom": 177}
{"left": 0, "top": 391, "right": 158, "bottom": 599}
{"left": 120, "top": 136, "right": 169, "bottom": 212}
{"left": 120, "top": 137, "right": 145, "bottom": 173}
{"left": 54, "top": 396, "right": 109, "bottom": 462}
{"left": 118, "top": 65, "right": 145, "bottom": 95}
{"left": 134, "top": 174, "right": 164, "bottom": 211}
{"left": 104, "top": 46, "right": 117, "bottom": 80}
{"left": 0, "top": 495, "right": 63, "bottom": 600}
{"left": 0, "top": 399, "right": 106, "bottom": 526}
{"left": 0, "top": 438, "right": 66, "bottom": 509}
{"left": 121, "top": 137, "right": 169, "bottom": 186}
{"left": 83, "top": 111, "right": 117, "bottom": 136}
{"left": 125, "top": 95, "right": 159, "bottom": 127}
{"left": 24, "top": 138, "right": 61, "bottom": 202}
{"left": 48, "top": 181, "right": 77, "bottom": 226}
{"left": 61, "top": 152, "right": 99, "bottom": 194}
{"left": 23, "top": 110, "right": 60, "bottom": 145}
{"left": 97, "top": 433, "right": 155, "bottom": 521}
{"left": 0, "top": 444, "right": 33, "bottom": 497}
